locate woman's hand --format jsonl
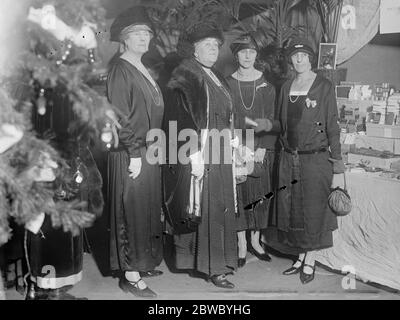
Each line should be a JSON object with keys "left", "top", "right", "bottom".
{"left": 128, "top": 157, "right": 142, "bottom": 179}
{"left": 254, "top": 148, "right": 266, "bottom": 163}
{"left": 254, "top": 118, "right": 273, "bottom": 133}
{"left": 189, "top": 151, "right": 205, "bottom": 179}
{"left": 331, "top": 173, "right": 345, "bottom": 189}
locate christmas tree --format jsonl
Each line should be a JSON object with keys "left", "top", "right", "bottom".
{"left": 0, "top": 0, "right": 117, "bottom": 246}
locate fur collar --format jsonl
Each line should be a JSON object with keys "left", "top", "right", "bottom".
{"left": 167, "top": 59, "right": 228, "bottom": 130}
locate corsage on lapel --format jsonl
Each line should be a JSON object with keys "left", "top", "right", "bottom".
{"left": 256, "top": 82, "right": 268, "bottom": 91}
{"left": 305, "top": 97, "right": 317, "bottom": 108}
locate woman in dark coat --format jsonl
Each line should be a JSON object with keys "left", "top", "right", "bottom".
{"left": 107, "top": 6, "right": 164, "bottom": 298}
{"left": 258, "top": 38, "right": 345, "bottom": 284}
{"left": 163, "top": 24, "right": 238, "bottom": 289}
{"left": 226, "top": 33, "right": 277, "bottom": 268}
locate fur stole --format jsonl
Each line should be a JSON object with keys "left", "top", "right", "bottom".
{"left": 167, "top": 58, "right": 229, "bottom": 130}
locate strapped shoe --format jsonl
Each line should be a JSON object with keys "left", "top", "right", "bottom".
{"left": 119, "top": 278, "right": 157, "bottom": 298}
{"left": 282, "top": 259, "right": 304, "bottom": 275}
{"left": 300, "top": 263, "right": 315, "bottom": 284}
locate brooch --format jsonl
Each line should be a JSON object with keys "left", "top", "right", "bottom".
{"left": 256, "top": 82, "right": 268, "bottom": 91}
{"left": 305, "top": 97, "right": 317, "bottom": 108}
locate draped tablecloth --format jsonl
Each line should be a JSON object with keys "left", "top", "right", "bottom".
{"left": 315, "top": 171, "right": 400, "bottom": 291}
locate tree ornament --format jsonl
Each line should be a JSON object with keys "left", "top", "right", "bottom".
{"left": 55, "top": 186, "right": 67, "bottom": 200}
{"left": 73, "top": 158, "right": 85, "bottom": 184}
{"left": 88, "top": 49, "right": 96, "bottom": 64}
{"left": 74, "top": 169, "right": 84, "bottom": 184}
{"left": 37, "top": 88, "right": 47, "bottom": 115}
{"left": 101, "top": 122, "right": 113, "bottom": 148}
{"left": 56, "top": 42, "right": 72, "bottom": 66}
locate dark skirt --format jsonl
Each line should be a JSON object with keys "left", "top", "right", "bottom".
{"left": 108, "top": 148, "right": 163, "bottom": 272}
{"left": 236, "top": 151, "right": 275, "bottom": 231}
{"left": 274, "top": 150, "right": 338, "bottom": 253}
{"left": 28, "top": 215, "right": 83, "bottom": 289}
{"left": 173, "top": 162, "right": 238, "bottom": 276}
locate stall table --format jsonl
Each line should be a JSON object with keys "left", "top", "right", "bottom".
{"left": 316, "top": 171, "right": 400, "bottom": 291}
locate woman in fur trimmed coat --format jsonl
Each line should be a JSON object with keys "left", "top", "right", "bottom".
{"left": 163, "top": 24, "right": 238, "bottom": 289}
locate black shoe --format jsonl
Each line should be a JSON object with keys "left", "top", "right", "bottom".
{"left": 119, "top": 278, "right": 157, "bottom": 298}
{"left": 248, "top": 246, "right": 272, "bottom": 262}
{"left": 300, "top": 263, "right": 315, "bottom": 284}
{"left": 238, "top": 258, "right": 246, "bottom": 268}
{"left": 282, "top": 259, "right": 304, "bottom": 275}
{"left": 208, "top": 274, "right": 235, "bottom": 289}
{"left": 140, "top": 270, "right": 163, "bottom": 278}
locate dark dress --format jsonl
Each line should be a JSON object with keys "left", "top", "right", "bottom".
{"left": 226, "top": 75, "right": 277, "bottom": 231}
{"left": 107, "top": 58, "right": 164, "bottom": 272}
{"left": 164, "top": 59, "right": 237, "bottom": 276}
{"left": 273, "top": 74, "right": 341, "bottom": 253}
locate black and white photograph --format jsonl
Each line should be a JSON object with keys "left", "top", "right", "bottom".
{"left": 0, "top": 0, "right": 399, "bottom": 307}
{"left": 317, "top": 43, "right": 337, "bottom": 70}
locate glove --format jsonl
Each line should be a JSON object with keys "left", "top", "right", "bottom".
{"left": 189, "top": 151, "right": 204, "bottom": 179}
{"left": 329, "top": 158, "right": 346, "bottom": 174}
{"left": 128, "top": 157, "right": 142, "bottom": 179}
{"left": 254, "top": 148, "right": 266, "bottom": 163}
{"left": 254, "top": 118, "right": 273, "bottom": 133}
{"left": 237, "top": 145, "right": 254, "bottom": 163}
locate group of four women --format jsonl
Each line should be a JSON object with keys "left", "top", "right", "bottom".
{"left": 106, "top": 6, "right": 345, "bottom": 298}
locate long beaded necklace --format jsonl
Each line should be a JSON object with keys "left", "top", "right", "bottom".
{"left": 236, "top": 70, "right": 256, "bottom": 110}
{"left": 138, "top": 70, "right": 162, "bottom": 106}
{"left": 289, "top": 95, "right": 300, "bottom": 103}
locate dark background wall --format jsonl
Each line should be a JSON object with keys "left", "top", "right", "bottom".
{"left": 340, "top": 43, "right": 400, "bottom": 89}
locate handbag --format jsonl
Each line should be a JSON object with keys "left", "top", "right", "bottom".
{"left": 328, "top": 172, "right": 352, "bottom": 216}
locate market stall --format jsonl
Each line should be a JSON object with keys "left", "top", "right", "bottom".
{"left": 316, "top": 171, "right": 400, "bottom": 291}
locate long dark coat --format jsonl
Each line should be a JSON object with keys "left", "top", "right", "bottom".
{"left": 163, "top": 59, "right": 237, "bottom": 276}
{"left": 273, "top": 74, "right": 341, "bottom": 253}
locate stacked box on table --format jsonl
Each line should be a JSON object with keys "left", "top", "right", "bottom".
{"left": 353, "top": 135, "right": 397, "bottom": 153}
{"left": 347, "top": 152, "right": 400, "bottom": 169}
{"left": 366, "top": 123, "right": 400, "bottom": 139}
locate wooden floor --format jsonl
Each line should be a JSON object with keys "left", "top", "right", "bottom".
{"left": 4, "top": 251, "right": 400, "bottom": 300}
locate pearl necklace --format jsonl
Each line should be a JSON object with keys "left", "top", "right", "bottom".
{"left": 235, "top": 70, "right": 257, "bottom": 111}
{"left": 289, "top": 95, "right": 300, "bottom": 103}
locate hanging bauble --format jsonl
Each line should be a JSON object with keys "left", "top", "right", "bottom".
{"left": 73, "top": 169, "right": 84, "bottom": 184}
{"left": 56, "top": 42, "right": 73, "bottom": 66}
{"left": 55, "top": 186, "right": 67, "bottom": 200}
{"left": 88, "top": 49, "right": 96, "bottom": 64}
{"left": 37, "top": 88, "right": 46, "bottom": 115}
{"left": 101, "top": 122, "right": 113, "bottom": 146}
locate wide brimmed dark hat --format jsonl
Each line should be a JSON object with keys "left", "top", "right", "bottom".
{"left": 286, "top": 37, "right": 315, "bottom": 59}
{"left": 186, "top": 23, "right": 224, "bottom": 45}
{"left": 230, "top": 33, "right": 259, "bottom": 56}
{"left": 177, "top": 23, "right": 224, "bottom": 58}
{"left": 110, "top": 5, "right": 154, "bottom": 42}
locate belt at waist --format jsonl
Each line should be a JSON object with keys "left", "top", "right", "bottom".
{"left": 284, "top": 147, "right": 327, "bottom": 155}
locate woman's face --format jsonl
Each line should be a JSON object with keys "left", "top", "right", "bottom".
{"left": 237, "top": 48, "right": 257, "bottom": 69}
{"left": 194, "top": 37, "right": 220, "bottom": 68}
{"left": 291, "top": 52, "right": 312, "bottom": 74}
{"left": 124, "top": 25, "right": 152, "bottom": 54}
